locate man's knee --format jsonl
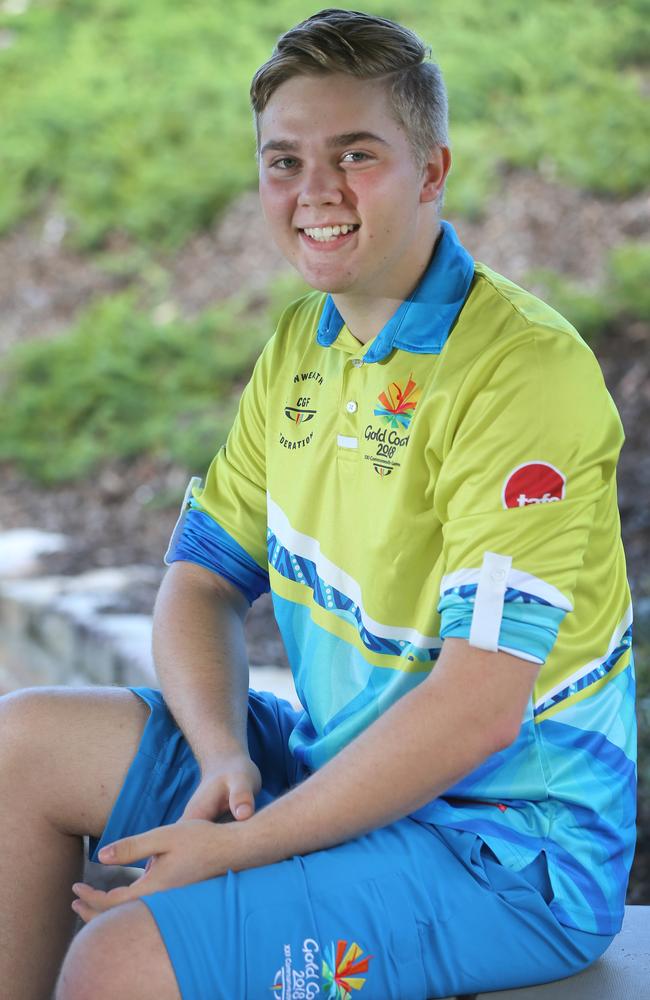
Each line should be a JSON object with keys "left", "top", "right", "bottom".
{"left": 56, "top": 901, "right": 179, "bottom": 1000}
{"left": 0, "top": 687, "right": 47, "bottom": 770}
{"left": 0, "top": 687, "right": 81, "bottom": 793}
{"left": 0, "top": 684, "right": 149, "bottom": 836}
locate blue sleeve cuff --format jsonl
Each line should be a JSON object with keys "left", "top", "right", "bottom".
{"left": 438, "top": 586, "right": 568, "bottom": 664}
{"left": 166, "top": 508, "right": 270, "bottom": 605}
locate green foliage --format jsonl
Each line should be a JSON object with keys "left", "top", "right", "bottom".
{"left": 0, "top": 272, "right": 309, "bottom": 483}
{"left": 1, "top": 0, "right": 649, "bottom": 245}
{"left": 609, "top": 243, "right": 650, "bottom": 321}
{"left": 526, "top": 272, "right": 615, "bottom": 341}
{"left": 527, "top": 241, "right": 650, "bottom": 340}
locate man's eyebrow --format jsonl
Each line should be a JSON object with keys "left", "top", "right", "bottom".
{"left": 259, "top": 131, "right": 390, "bottom": 157}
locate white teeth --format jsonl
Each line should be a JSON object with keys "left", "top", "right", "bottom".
{"left": 303, "top": 224, "right": 358, "bottom": 242}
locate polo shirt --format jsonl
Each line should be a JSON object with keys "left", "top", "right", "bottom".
{"left": 167, "top": 220, "right": 636, "bottom": 936}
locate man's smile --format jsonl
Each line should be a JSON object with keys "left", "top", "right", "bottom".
{"left": 298, "top": 224, "right": 361, "bottom": 248}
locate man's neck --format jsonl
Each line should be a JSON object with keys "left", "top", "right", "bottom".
{"left": 331, "top": 222, "right": 442, "bottom": 346}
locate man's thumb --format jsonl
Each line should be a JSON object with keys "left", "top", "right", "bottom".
{"left": 230, "top": 786, "right": 255, "bottom": 821}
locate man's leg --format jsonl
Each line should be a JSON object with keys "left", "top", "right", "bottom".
{"left": 56, "top": 900, "right": 180, "bottom": 1000}
{"left": 0, "top": 686, "right": 150, "bottom": 1000}
{"left": 55, "top": 819, "right": 612, "bottom": 1000}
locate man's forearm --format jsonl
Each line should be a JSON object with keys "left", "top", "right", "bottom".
{"left": 152, "top": 562, "right": 252, "bottom": 765}
{"left": 229, "top": 639, "right": 540, "bottom": 869}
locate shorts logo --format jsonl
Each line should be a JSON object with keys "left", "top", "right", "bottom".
{"left": 503, "top": 462, "right": 566, "bottom": 509}
{"left": 270, "top": 937, "right": 373, "bottom": 999}
{"left": 373, "top": 375, "right": 420, "bottom": 430}
{"left": 322, "top": 940, "right": 373, "bottom": 998}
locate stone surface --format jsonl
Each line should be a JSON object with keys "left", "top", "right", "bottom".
{"left": 0, "top": 529, "right": 298, "bottom": 703}
{"left": 440, "top": 905, "right": 650, "bottom": 999}
{"left": 0, "top": 528, "right": 68, "bottom": 577}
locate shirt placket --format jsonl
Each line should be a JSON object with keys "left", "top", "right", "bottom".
{"left": 337, "top": 354, "right": 366, "bottom": 464}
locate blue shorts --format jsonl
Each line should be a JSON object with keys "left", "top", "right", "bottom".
{"left": 90, "top": 687, "right": 613, "bottom": 1000}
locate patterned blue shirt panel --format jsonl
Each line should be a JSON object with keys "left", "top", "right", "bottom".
{"left": 438, "top": 584, "right": 568, "bottom": 663}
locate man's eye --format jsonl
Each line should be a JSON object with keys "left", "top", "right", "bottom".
{"left": 271, "top": 157, "right": 298, "bottom": 170}
{"left": 341, "top": 151, "right": 370, "bottom": 163}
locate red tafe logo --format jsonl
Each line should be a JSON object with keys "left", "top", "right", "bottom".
{"left": 503, "top": 462, "right": 566, "bottom": 509}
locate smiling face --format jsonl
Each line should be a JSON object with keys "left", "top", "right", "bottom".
{"left": 257, "top": 73, "right": 450, "bottom": 313}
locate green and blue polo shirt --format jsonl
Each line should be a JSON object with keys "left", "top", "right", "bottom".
{"left": 167, "top": 221, "right": 636, "bottom": 936}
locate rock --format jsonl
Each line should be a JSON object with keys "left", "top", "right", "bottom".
{"left": 0, "top": 528, "right": 68, "bottom": 577}
{"left": 0, "top": 530, "right": 299, "bottom": 704}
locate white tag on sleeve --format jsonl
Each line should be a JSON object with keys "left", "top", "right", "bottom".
{"left": 468, "top": 552, "right": 512, "bottom": 652}
{"left": 163, "top": 476, "right": 202, "bottom": 566}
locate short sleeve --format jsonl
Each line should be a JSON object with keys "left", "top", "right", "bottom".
{"left": 195, "top": 340, "right": 270, "bottom": 569}
{"left": 164, "top": 338, "right": 273, "bottom": 600}
{"left": 435, "top": 329, "right": 624, "bottom": 662}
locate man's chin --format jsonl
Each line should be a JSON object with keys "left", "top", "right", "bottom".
{"left": 290, "top": 265, "right": 356, "bottom": 296}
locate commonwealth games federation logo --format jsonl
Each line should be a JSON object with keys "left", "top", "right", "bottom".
{"left": 285, "top": 401, "right": 317, "bottom": 424}
{"left": 280, "top": 370, "right": 323, "bottom": 451}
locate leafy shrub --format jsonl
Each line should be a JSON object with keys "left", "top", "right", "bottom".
{"left": 527, "top": 241, "right": 650, "bottom": 340}
{"left": 525, "top": 271, "right": 614, "bottom": 342}
{"left": 0, "top": 272, "right": 309, "bottom": 483}
{"left": 609, "top": 243, "right": 650, "bottom": 321}
{"left": 1, "top": 0, "right": 649, "bottom": 245}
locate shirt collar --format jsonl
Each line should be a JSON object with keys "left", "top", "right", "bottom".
{"left": 316, "top": 219, "right": 474, "bottom": 363}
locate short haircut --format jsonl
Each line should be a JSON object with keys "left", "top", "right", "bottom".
{"left": 250, "top": 7, "right": 448, "bottom": 171}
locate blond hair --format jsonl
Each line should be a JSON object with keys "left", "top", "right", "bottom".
{"left": 250, "top": 8, "right": 448, "bottom": 170}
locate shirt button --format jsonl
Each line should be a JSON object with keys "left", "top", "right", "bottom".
{"left": 346, "top": 400, "right": 358, "bottom": 414}
{"left": 351, "top": 358, "right": 364, "bottom": 368}
{"left": 491, "top": 569, "right": 507, "bottom": 583}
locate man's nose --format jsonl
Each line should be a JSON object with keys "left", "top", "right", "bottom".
{"left": 297, "top": 164, "right": 344, "bottom": 207}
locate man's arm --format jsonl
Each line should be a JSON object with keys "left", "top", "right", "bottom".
{"left": 87, "top": 637, "right": 539, "bottom": 899}
{"left": 152, "top": 560, "right": 260, "bottom": 818}
{"left": 230, "top": 637, "right": 539, "bottom": 866}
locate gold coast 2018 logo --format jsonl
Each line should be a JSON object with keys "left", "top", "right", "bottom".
{"left": 270, "top": 937, "right": 373, "bottom": 1000}
{"left": 280, "top": 370, "right": 323, "bottom": 451}
{"left": 365, "top": 375, "right": 420, "bottom": 477}
{"left": 322, "top": 940, "right": 373, "bottom": 999}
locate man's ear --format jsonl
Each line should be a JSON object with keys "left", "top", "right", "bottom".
{"left": 420, "top": 146, "right": 451, "bottom": 204}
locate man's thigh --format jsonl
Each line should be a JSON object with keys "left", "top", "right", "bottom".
{"left": 88, "top": 686, "right": 305, "bottom": 864}
{"left": 1, "top": 685, "right": 149, "bottom": 838}
{"left": 138, "top": 820, "right": 607, "bottom": 1000}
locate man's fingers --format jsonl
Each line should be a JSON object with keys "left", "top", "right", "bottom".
{"left": 72, "top": 882, "right": 135, "bottom": 909}
{"left": 98, "top": 828, "right": 164, "bottom": 866}
{"left": 71, "top": 898, "right": 98, "bottom": 924}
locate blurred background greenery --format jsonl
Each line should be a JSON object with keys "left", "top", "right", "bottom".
{"left": 0, "top": 0, "right": 648, "bottom": 898}
{"left": 1, "top": 0, "right": 649, "bottom": 478}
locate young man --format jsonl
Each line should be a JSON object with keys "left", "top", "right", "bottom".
{"left": 0, "top": 9, "right": 636, "bottom": 1000}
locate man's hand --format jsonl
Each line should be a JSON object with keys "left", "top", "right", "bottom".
{"left": 71, "top": 819, "right": 242, "bottom": 924}
{"left": 183, "top": 752, "right": 262, "bottom": 822}
{"left": 70, "top": 752, "right": 262, "bottom": 924}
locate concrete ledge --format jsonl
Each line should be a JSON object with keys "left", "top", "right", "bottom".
{"left": 0, "top": 530, "right": 299, "bottom": 704}
{"left": 440, "top": 906, "right": 650, "bottom": 999}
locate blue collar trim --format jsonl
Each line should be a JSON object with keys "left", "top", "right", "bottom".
{"left": 316, "top": 220, "right": 474, "bottom": 362}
